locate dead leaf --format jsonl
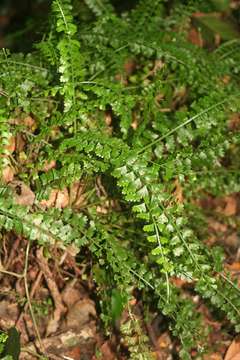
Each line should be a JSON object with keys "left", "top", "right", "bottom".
{"left": 23, "top": 115, "right": 36, "bottom": 130}
{"left": 64, "top": 346, "right": 81, "bottom": 360}
{"left": 124, "top": 59, "right": 136, "bottom": 76}
{"left": 222, "top": 75, "right": 231, "bottom": 85}
{"left": 9, "top": 115, "right": 36, "bottom": 131}
{"left": 62, "top": 284, "right": 83, "bottom": 308}
{"left": 65, "top": 244, "right": 80, "bottom": 257}
{"left": 152, "top": 59, "right": 164, "bottom": 74}
{"left": 171, "top": 277, "right": 188, "bottom": 288}
{"left": 231, "top": 1, "right": 240, "bottom": 10}
{"left": 40, "top": 189, "right": 58, "bottom": 208}
{"left": 65, "top": 299, "right": 96, "bottom": 330}
{"left": 4, "top": 136, "right": 16, "bottom": 153}
{"left": 69, "top": 181, "right": 85, "bottom": 208}
{"left": 131, "top": 111, "right": 138, "bottom": 130}
{"left": 224, "top": 336, "right": 240, "bottom": 360}
{"left": 0, "top": 300, "right": 19, "bottom": 320}
{"left": 188, "top": 27, "right": 204, "bottom": 47}
{"left": 225, "top": 233, "right": 238, "bottom": 248}
{"left": 204, "top": 353, "right": 222, "bottom": 360}
{"left": 40, "top": 188, "right": 69, "bottom": 208}
{"left": 55, "top": 188, "right": 69, "bottom": 208}
{"left": 223, "top": 196, "right": 237, "bottom": 216}
{"left": 93, "top": 341, "right": 116, "bottom": 360}
{"left": 228, "top": 114, "right": 240, "bottom": 131}
{"left": 1, "top": 166, "right": 14, "bottom": 183}
{"left": 226, "top": 262, "right": 240, "bottom": 271}
{"left": 208, "top": 219, "right": 228, "bottom": 232}
{"left": 173, "top": 179, "right": 184, "bottom": 204}
{"left": 105, "top": 111, "right": 112, "bottom": 126}
{"left": 15, "top": 134, "right": 25, "bottom": 153}
{"left": 157, "top": 332, "right": 171, "bottom": 349}
{"left": 21, "top": 328, "right": 96, "bottom": 360}
{"left": 42, "top": 160, "right": 56, "bottom": 172}
{"left": 9, "top": 181, "right": 35, "bottom": 206}
{"left": 129, "top": 298, "right": 137, "bottom": 306}
{"left": 96, "top": 205, "right": 108, "bottom": 214}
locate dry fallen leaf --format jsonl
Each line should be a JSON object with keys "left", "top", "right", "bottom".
{"left": 173, "top": 179, "right": 184, "bottom": 204}
{"left": 224, "top": 233, "right": 238, "bottom": 248}
{"left": 40, "top": 189, "right": 58, "bottom": 208}
{"left": 23, "top": 115, "right": 36, "bottom": 129}
{"left": 65, "top": 299, "right": 96, "bottom": 330}
{"left": 228, "top": 114, "right": 240, "bottom": 132}
{"left": 64, "top": 346, "right": 81, "bottom": 360}
{"left": 42, "top": 159, "right": 56, "bottom": 172}
{"left": 96, "top": 205, "right": 108, "bottom": 214}
{"left": 188, "top": 27, "right": 204, "bottom": 47}
{"left": 105, "top": 111, "right": 112, "bottom": 126}
{"left": 40, "top": 188, "right": 69, "bottom": 208}
{"left": 92, "top": 341, "right": 116, "bottom": 360}
{"left": 69, "top": 181, "right": 85, "bottom": 208}
{"left": 9, "top": 181, "right": 35, "bottom": 206}
{"left": 223, "top": 196, "right": 237, "bottom": 217}
{"left": 124, "top": 59, "right": 136, "bottom": 75}
{"left": 222, "top": 75, "right": 231, "bottom": 85}
{"left": 1, "top": 165, "right": 15, "bottom": 183}
{"left": 4, "top": 135, "right": 16, "bottom": 153}
{"left": 62, "top": 284, "right": 83, "bottom": 308}
{"left": 55, "top": 188, "right": 69, "bottom": 208}
{"left": 131, "top": 111, "right": 138, "bottom": 130}
{"left": 157, "top": 332, "right": 171, "bottom": 349}
{"left": 15, "top": 134, "right": 26, "bottom": 153}
{"left": 226, "top": 262, "right": 240, "bottom": 271}
{"left": 204, "top": 353, "right": 222, "bottom": 360}
{"left": 208, "top": 219, "right": 228, "bottom": 233}
{"left": 224, "top": 336, "right": 240, "bottom": 360}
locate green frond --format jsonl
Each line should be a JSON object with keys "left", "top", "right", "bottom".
{"left": 84, "top": 0, "right": 114, "bottom": 17}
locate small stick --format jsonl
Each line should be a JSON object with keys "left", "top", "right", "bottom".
{"left": 16, "top": 270, "right": 43, "bottom": 327}
{"left": 36, "top": 248, "right": 66, "bottom": 336}
{"left": 23, "top": 241, "right": 45, "bottom": 354}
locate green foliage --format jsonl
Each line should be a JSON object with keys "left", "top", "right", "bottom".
{"left": 84, "top": 0, "right": 114, "bottom": 16}
{"left": 0, "top": 0, "right": 240, "bottom": 358}
{"left": 0, "top": 328, "right": 20, "bottom": 360}
{"left": 120, "top": 315, "right": 154, "bottom": 360}
{"left": 0, "top": 332, "right": 8, "bottom": 355}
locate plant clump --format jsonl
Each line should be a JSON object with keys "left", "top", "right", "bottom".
{"left": 0, "top": 0, "right": 240, "bottom": 358}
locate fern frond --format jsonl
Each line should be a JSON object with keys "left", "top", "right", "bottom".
{"left": 84, "top": 0, "right": 114, "bottom": 17}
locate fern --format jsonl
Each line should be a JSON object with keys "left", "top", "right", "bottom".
{"left": 0, "top": 110, "right": 11, "bottom": 171}
{"left": 84, "top": 0, "right": 114, "bottom": 17}
{"left": 52, "top": 0, "right": 85, "bottom": 121}
{"left": 1, "top": 0, "right": 240, "bottom": 358}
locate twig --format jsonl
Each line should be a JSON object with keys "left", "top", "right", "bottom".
{"left": 0, "top": 239, "right": 45, "bottom": 355}
{"left": 36, "top": 248, "right": 66, "bottom": 336}
{"left": 0, "top": 266, "right": 23, "bottom": 278}
{"left": 0, "top": 237, "right": 22, "bottom": 280}
{"left": 23, "top": 241, "right": 45, "bottom": 354}
{"left": 145, "top": 323, "right": 161, "bottom": 360}
{"left": 16, "top": 270, "right": 43, "bottom": 327}
{"left": 4, "top": 236, "right": 21, "bottom": 268}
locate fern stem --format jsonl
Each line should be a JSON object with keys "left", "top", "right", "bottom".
{"left": 23, "top": 240, "right": 45, "bottom": 354}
